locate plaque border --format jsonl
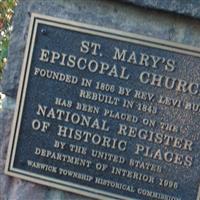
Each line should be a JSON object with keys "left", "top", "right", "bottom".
{"left": 5, "top": 13, "right": 200, "bottom": 200}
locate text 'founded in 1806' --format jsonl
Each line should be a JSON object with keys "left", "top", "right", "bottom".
{"left": 5, "top": 13, "right": 200, "bottom": 200}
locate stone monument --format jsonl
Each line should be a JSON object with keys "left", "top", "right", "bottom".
{"left": 1, "top": 1, "right": 200, "bottom": 200}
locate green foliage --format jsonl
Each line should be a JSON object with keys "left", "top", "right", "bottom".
{"left": 0, "top": 0, "right": 17, "bottom": 78}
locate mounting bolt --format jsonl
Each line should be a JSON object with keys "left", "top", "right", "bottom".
{"left": 41, "top": 29, "right": 47, "bottom": 35}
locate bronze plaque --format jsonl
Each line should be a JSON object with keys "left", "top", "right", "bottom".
{"left": 5, "top": 13, "right": 200, "bottom": 200}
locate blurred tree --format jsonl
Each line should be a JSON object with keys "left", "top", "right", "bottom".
{"left": 0, "top": 0, "right": 17, "bottom": 79}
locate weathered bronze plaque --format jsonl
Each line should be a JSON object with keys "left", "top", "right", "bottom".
{"left": 5, "top": 13, "right": 200, "bottom": 200}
